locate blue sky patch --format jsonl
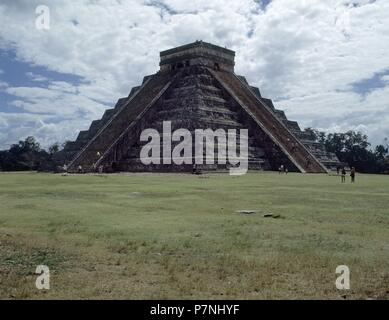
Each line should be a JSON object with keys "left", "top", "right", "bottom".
{"left": 0, "top": 49, "right": 85, "bottom": 114}
{"left": 351, "top": 69, "right": 389, "bottom": 96}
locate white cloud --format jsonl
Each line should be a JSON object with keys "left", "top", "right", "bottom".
{"left": 5, "top": 84, "right": 106, "bottom": 118}
{"left": 0, "top": 0, "right": 388, "bottom": 149}
{"left": 26, "top": 72, "right": 49, "bottom": 82}
{"left": 279, "top": 86, "right": 389, "bottom": 145}
{"left": 0, "top": 112, "right": 91, "bottom": 149}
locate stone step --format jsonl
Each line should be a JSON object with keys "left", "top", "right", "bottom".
{"left": 201, "top": 95, "right": 227, "bottom": 104}
{"left": 156, "top": 105, "right": 237, "bottom": 117}
{"left": 118, "top": 157, "right": 268, "bottom": 165}
{"left": 199, "top": 84, "right": 222, "bottom": 93}
{"left": 149, "top": 119, "right": 244, "bottom": 130}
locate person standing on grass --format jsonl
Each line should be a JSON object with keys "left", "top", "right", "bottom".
{"left": 350, "top": 167, "right": 356, "bottom": 183}
{"left": 341, "top": 167, "right": 346, "bottom": 183}
{"left": 279, "top": 164, "right": 284, "bottom": 174}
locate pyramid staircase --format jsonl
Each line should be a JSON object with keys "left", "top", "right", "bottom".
{"left": 210, "top": 69, "right": 328, "bottom": 173}
{"left": 106, "top": 66, "right": 272, "bottom": 172}
{"left": 245, "top": 84, "right": 340, "bottom": 171}
{"left": 67, "top": 72, "right": 174, "bottom": 171}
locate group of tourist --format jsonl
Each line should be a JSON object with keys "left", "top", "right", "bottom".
{"left": 65, "top": 152, "right": 357, "bottom": 182}
{"left": 338, "top": 166, "right": 356, "bottom": 183}
{"left": 277, "top": 163, "right": 357, "bottom": 183}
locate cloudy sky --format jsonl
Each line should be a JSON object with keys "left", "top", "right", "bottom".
{"left": 0, "top": 0, "right": 388, "bottom": 149}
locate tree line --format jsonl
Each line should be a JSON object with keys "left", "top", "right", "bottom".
{"left": 0, "top": 131, "right": 388, "bottom": 173}
{"left": 0, "top": 136, "right": 62, "bottom": 172}
{"left": 304, "top": 128, "right": 389, "bottom": 173}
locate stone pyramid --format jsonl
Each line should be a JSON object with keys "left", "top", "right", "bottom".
{"left": 62, "top": 41, "right": 341, "bottom": 173}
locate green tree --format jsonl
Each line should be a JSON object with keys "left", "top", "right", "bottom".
{"left": 304, "top": 128, "right": 326, "bottom": 144}
{"left": 0, "top": 136, "right": 49, "bottom": 171}
{"left": 49, "top": 142, "right": 61, "bottom": 155}
{"left": 375, "top": 144, "right": 388, "bottom": 160}
{"left": 323, "top": 131, "right": 386, "bottom": 173}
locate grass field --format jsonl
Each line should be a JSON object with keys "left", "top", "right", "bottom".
{"left": 0, "top": 171, "right": 388, "bottom": 300}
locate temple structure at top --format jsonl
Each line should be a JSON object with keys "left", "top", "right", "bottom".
{"left": 59, "top": 41, "right": 341, "bottom": 173}
{"left": 160, "top": 41, "right": 235, "bottom": 72}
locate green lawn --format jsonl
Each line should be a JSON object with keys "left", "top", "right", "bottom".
{"left": 0, "top": 171, "right": 388, "bottom": 299}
